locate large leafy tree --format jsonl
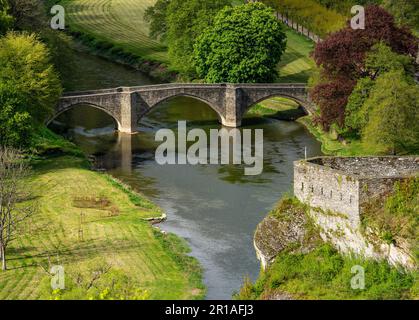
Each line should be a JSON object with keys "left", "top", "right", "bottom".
{"left": 311, "top": 5, "right": 417, "bottom": 129}
{"left": 0, "top": 33, "right": 62, "bottom": 147}
{"left": 344, "top": 42, "right": 415, "bottom": 135}
{"left": 194, "top": 2, "right": 287, "bottom": 83}
{"left": 362, "top": 71, "right": 419, "bottom": 155}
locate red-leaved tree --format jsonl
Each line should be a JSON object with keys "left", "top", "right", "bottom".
{"left": 311, "top": 5, "right": 417, "bottom": 130}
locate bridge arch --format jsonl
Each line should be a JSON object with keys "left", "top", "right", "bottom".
{"left": 144, "top": 93, "right": 226, "bottom": 124}
{"left": 242, "top": 93, "right": 311, "bottom": 118}
{"left": 47, "top": 102, "right": 122, "bottom": 130}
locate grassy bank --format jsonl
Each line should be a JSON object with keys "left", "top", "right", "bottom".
{"left": 0, "top": 138, "right": 204, "bottom": 299}
{"left": 297, "top": 116, "right": 387, "bottom": 156}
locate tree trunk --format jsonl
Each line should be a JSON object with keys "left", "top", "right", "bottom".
{"left": 1, "top": 244, "right": 6, "bottom": 271}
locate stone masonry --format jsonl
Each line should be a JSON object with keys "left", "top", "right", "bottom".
{"left": 294, "top": 156, "right": 419, "bottom": 269}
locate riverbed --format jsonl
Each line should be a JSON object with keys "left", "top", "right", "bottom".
{"left": 50, "top": 50, "right": 322, "bottom": 299}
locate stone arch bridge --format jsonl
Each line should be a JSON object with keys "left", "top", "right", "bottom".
{"left": 51, "top": 83, "right": 315, "bottom": 133}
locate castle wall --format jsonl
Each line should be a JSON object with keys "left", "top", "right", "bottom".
{"left": 294, "top": 160, "right": 360, "bottom": 227}
{"left": 293, "top": 158, "right": 417, "bottom": 270}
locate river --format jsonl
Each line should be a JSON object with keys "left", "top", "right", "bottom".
{"left": 50, "top": 49, "right": 322, "bottom": 300}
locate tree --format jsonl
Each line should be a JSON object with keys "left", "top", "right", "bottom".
{"left": 344, "top": 77, "right": 375, "bottom": 135}
{"left": 362, "top": 71, "right": 419, "bottom": 154}
{"left": 311, "top": 5, "right": 417, "bottom": 129}
{"left": 382, "top": 0, "right": 419, "bottom": 35}
{"left": 8, "top": 0, "right": 45, "bottom": 31}
{"left": 344, "top": 43, "right": 415, "bottom": 134}
{"left": 194, "top": 2, "right": 287, "bottom": 83}
{"left": 311, "top": 77, "right": 356, "bottom": 129}
{"left": 144, "top": 0, "right": 170, "bottom": 41}
{"left": 0, "top": 32, "right": 62, "bottom": 147}
{"left": 0, "top": 0, "right": 13, "bottom": 34}
{"left": 0, "top": 147, "right": 36, "bottom": 271}
{"left": 145, "top": 0, "right": 231, "bottom": 76}
{"left": 364, "top": 42, "right": 415, "bottom": 80}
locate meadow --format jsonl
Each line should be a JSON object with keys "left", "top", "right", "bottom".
{"left": 63, "top": 0, "right": 169, "bottom": 63}
{"left": 0, "top": 155, "right": 203, "bottom": 299}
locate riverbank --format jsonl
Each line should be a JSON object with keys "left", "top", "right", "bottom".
{"left": 297, "top": 116, "right": 386, "bottom": 156}
{"left": 236, "top": 197, "right": 418, "bottom": 300}
{"left": 0, "top": 132, "right": 204, "bottom": 300}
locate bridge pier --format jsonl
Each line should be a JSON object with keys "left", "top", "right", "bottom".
{"left": 119, "top": 92, "right": 137, "bottom": 134}
{"left": 222, "top": 85, "right": 242, "bottom": 127}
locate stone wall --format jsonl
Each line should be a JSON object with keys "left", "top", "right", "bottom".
{"left": 294, "top": 160, "right": 360, "bottom": 227}
{"left": 294, "top": 157, "right": 418, "bottom": 270}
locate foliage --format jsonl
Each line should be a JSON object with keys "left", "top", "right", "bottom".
{"left": 145, "top": 0, "right": 231, "bottom": 76}
{"left": 361, "top": 71, "right": 419, "bottom": 155}
{"left": 236, "top": 243, "right": 417, "bottom": 300}
{"left": 364, "top": 42, "right": 416, "bottom": 80}
{"left": 311, "top": 5, "right": 417, "bottom": 129}
{"left": 344, "top": 43, "right": 415, "bottom": 136}
{"left": 362, "top": 178, "right": 418, "bottom": 246}
{"left": 382, "top": 0, "right": 419, "bottom": 35}
{"left": 8, "top": 0, "right": 45, "bottom": 30}
{"left": 194, "top": 2, "right": 286, "bottom": 83}
{"left": 0, "top": 32, "right": 62, "bottom": 148}
{"left": 344, "top": 77, "right": 375, "bottom": 135}
{"left": 311, "top": 77, "right": 356, "bottom": 129}
{"left": 0, "top": 0, "right": 13, "bottom": 34}
{"left": 144, "top": 0, "right": 170, "bottom": 41}
{"left": 260, "top": 0, "right": 346, "bottom": 38}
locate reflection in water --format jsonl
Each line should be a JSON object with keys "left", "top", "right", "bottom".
{"left": 50, "top": 96, "right": 322, "bottom": 299}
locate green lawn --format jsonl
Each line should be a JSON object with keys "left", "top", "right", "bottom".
{"left": 0, "top": 155, "right": 204, "bottom": 300}
{"left": 64, "top": 0, "right": 169, "bottom": 63}
{"left": 276, "top": 28, "right": 316, "bottom": 83}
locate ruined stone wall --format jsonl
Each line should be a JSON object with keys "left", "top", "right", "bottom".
{"left": 294, "top": 160, "right": 360, "bottom": 227}
{"left": 293, "top": 158, "right": 417, "bottom": 270}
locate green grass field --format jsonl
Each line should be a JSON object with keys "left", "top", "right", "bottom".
{"left": 0, "top": 155, "right": 203, "bottom": 300}
{"left": 63, "top": 0, "right": 315, "bottom": 82}
{"left": 63, "top": 0, "right": 169, "bottom": 63}
{"left": 277, "top": 28, "right": 316, "bottom": 83}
